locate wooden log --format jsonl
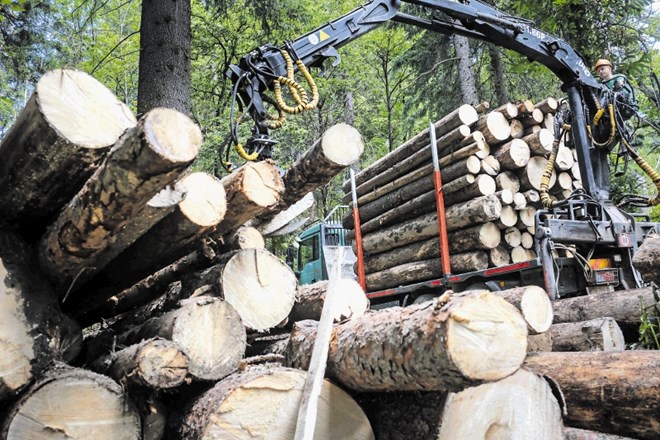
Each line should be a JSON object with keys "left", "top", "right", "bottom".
{"left": 491, "top": 285, "right": 553, "bottom": 334}
{"left": 495, "top": 170, "right": 521, "bottom": 193}
{"left": 548, "top": 317, "right": 625, "bottom": 352}
{"left": 475, "top": 101, "right": 490, "bottom": 113}
{"left": 494, "top": 102, "right": 519, "bottom": 120}
{"left": 440, "top": 155, "right": 482, "bottom": 183}
{"left": 520, "top": 231, "right": 534, "bottom": 249}
{"left": 536, "top": 97, "right": 559, "bottom": 114}
{"left": 179, "top": 365, "right": 374, "bottom": 439}
{"left": 474, "top": 111, "right": 511, "bottom": 144}
{"left": 0, "top": 69, "right": 137, "bottom": 231}
{"left": 511, "top": 246, "right": 530, "bottom": 263}
{"left": 523, "top": 128, "right": 554, "bottom": 155}
{"left": 563, "top": 427, "right": 637, "bottom": 440}
{"left": 287, "top": 291, "right": 528, "bottom": 392}
{"left": 516, "top": 206, "right": 537, "bottom": 229}
{"left": 523, "top": 189, "right": 541, "bottom": 204}
{"left": 444, "top": 174, "right": 496, "bottom": 205}
{"left": 496, "top": 205, "right": 518, "bottom": 229}
{"left": 553, "top": 171, "right": 573, "bottom": 193}
{"left": 254, "top": 192, "right": 314, "bottom": 236}
{"left": 1, "top": 365, "right": 141, "bottom": 439}
{"left": 480, "top": 155, "right": 500, "bottom": 176}
{"left": 543, "top": 112, "right": 555, "bottom": 131}
{"left": 633, "top": 233, "right": 660, "bottom": 285}
{"left": 0, "top": 226, "right": 82, "bottom": 404}
{"left": 138, "top": 396, "right": 169, "bottom": 440}
{"left": 489, "top": 245, "right": 511, "bottom": 267}
{"left": 519, "top": 108, "right": 544, "bottom": 127}
{"left": 528, "top": 332, "right": 553, "bottom": 352}
{"left": 360, "top": 194, "right": 502, "bottom": 255}
{"left": 119, "top": 296, "right": 246, "bottom": 381}
{"left": 289, "top": 279, "right": 369, "bottom": 324}
{"left": 493, "top": 138, "right": 530, "bottom": 170}
{"left": 212, "top": 160, "right": 284, "bottom": 236}
{"left": 343, "top": 105, "right": 478, "bottom": 192}
{"left": 517, "top": 99, "right": 536, "bottom": 114}
{"left": 181, "top": 248, "right": 297, "bottom": 331}
{"left": 89, "top": 338, "right": 189, "bottom": 389}
{"left": 519, "top": 156, "right": 557, "bottom": 190}
{"left": 260, "top": 123, "right": 363, "bottom": 224}
{"left": 37, "top": 107, "right": 201, "bottom": 292}
{"left": 523, "top": 124, "right": 542, "bottom": 136}
{"left": 494, "top": 189, "right": 514, "bottom": 205}
{"left": 525, "top": 351, "right": 660, "bottom": 440}
{"left": 555, "top": 145, "right": 575, "bottom": 171}
{"left": 220, "top": 224, "right": 265, "bottom": 251}
{"left": 438, "top": 368, "right": 564, "bottom": 440}
{"left": 512, "top": 191, "right": 527, "bottom": 210}
{"left": 503, "top": 226, "right": 523, "bottom": 248}
{"left": 509, "top": 118, "right": 525, "bottom": 139}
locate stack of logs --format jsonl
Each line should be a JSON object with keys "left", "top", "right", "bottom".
{"left": 0, "top": 69, "right": 658, "bottom": 440}
{"left": 341, "top": 99, "right": 584, "bottom": 292}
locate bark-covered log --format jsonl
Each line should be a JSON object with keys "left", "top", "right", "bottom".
{"left": 212, "top": 160, "right": 284, "bottom": 236}
{"left": 443, "top": 174, "right": 496, "bottom": 205}
{"left": 494, "top": 189, "right": 514, "bottom": 205}
{"left": 527, "top": 332, "right": 553, "bottom": 352}
{"left": 119, "top": 296, "right": 246, "bottom": 381}
{"left": 493, "top": 138, "right": 530, "bottom": 170}
{"left": 287, "top": 291, "right": 528, "bottom": 391}
{"left": 555, "top": 145, "right": 575, "bottom": 171}
{"left": 1, "top": 365, "right": 141, "bottom": 440}
{"left": 495, "top": 170, "right": 521, "bottom": 193}
{"left": 510, "top": 118, "right": 525, "bottom": 139}
{"left": 548, "top": 317, "right": 625, "bottom": 352}
{"left": 525, "top": 351, "right": 660, "bottom": 440}
{"left": 178, "top": 365, "right": 374, "bottom": 439}
{"left": 489, "top": 245, "right": 511, "bottom": 266}
{"left": 360, "top": 194, "right": 502, "bottom": 255}
{"left": 496, "top": 205, "right": 518, "bottom": 229}
{"left": 447, "top": 222, "right": 501, "bottom": 253}
{"left": 633, "top": 233, "right": 660, "bottom": 285}
{"left": 181, "top": 248, "right": 297, "bottom": 331}
{"left": 37, "top": 107, "right": 201, "bottom": 292}
{"left": 536, "top": 97, "right": 559, "bottom": 114}
{"left": 503, "top": 226, "right": 522, "bottom": 248}
{"left": 518, "top": 108, "right": 544, "bottom": 127}
{"left": 0, "top": 226, "right": 82, "bottom": 404}
{"left": 0, "top": 69, "right": 136, "bottom": 232}
{"left": 438, "top": 368, "right": 564, "bottom": 440}
{"left": 489, "top": 285, "right": 553, "bottom": 334}
{"left": 494, "top": 102, "right": 519, "bottom": 120}
{"left": 523, "top": 128, "right": 554, "bottom": 155}
{"left": 289, "top": 279, "right": 368, "bottom": 324}
{"left": 343, "top": 105, "right": 478, "bottom": 192}
{"left": 563, "top": 427, "right": 637, "bottom": 440}
{"left": 89, "top": 338, "right": 189, "bottom": 389}
{"left": 220, "top": 224, "right": 265, "bottom": 251}
{"left": 480, "top": 154, "right": 501, "bottom": 176}
{"left": 512, "top": 191, "right": 527, "bottom": 210}
{"left": 519, "top": 156, "right": 557, "bottom": 190}
{"left": 475, "top": 111, "right": 512, "bottom": 144}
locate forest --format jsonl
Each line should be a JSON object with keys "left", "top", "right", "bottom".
{"left": 2, "top": 0, "right": 660, "bottom": 221}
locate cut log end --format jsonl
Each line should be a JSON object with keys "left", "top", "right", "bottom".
{"left": 446, "top": 291, "right": 528, "bottom": 381}
{"left": 134, "top": 339, "right": 189, "bottom": 388}
{"left": 517, "top": 285, "right": 553, "bottom": 334}
{"left": 322, "top": 123, "right": 365, "bottom": 166}
{"left": 143, "top": 107, "right": 202, "bottom": 162}
{"left": 37, "top": 68, "right": 137, "bottom": 148}
{"left": 242, "top": 161, "right": 285, "bottom": 208}
{"left": 177, "top": 172, "right": 227, "bottom": 226}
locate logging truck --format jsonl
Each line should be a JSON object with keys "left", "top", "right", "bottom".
{"left": 226, "top": 0, "right": 660, "bottom": 303}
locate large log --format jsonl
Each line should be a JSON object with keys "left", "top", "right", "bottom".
{"left": 447, "top": 222, "right": 501, "bottom": 253}
{"left": 181, "top": 248, "right": 298, "bottom": 331}
{"left": 212, "top": 160, "right": 284, "bottom": 236}
{"left": 89, "top": 338, "right": 189, "bottom": 389}
{"left": 220, "top": 224, "right": 265, "bottom": 251}
{"left": 119, "top": 296, "right": 246, "bottom": 381}
{"left": 492, "top": 138, "right": 530, "bottom": 170}
{"left": 0, "top": 226, "right": 82, "bottom": 404}
{"left": 287, "top": 291, "right": 528, "bottom": 391}
{"left": 443, "top": 174, "right": 496, "bottom": 205}
{"left": 342, "top": 105, "right": 478, "bottom": 191}
{"left": 438, "top": 368, "right": 564, "bottom": 440}
{"left": 360, "top": 194, "right": 502, "bottom": 255}
{"left": 253, "top": 192, "right": 314, "bottom": 236}
{"left": 490, "top": 285, "right": 553, "bottom": 334}
{"left": 519, "top": 155, "right": 557, "bottom": 190}
{"left": 1, "top": 365, "right": 141, "bottom": 440}
{"left": 0, "top": 69, "right": 136, "bottom": 232}
{"left": 474, "top": 111, "right": 511, "bottom": 144}
{"left": 523, "top": 128, "right": 554, "bottom": 155}
{"left": 633, "top": 233, "right": 660, "bottom": 285}
{"left": 37, "top": 107, "right": 201, "bottom": 292}
{"left": 536, "top": 97, "right": 559, "bottom": 114}
{"left": 548, "top": 317, "right": 625, "bottom": 352}
{"left": 178, "top": 365, "right": 374, "bottom": 439}
{"left": 289, "top": 279, "right": 369, "bottom": 324}
{"left": 524, "top": 351, "right": 660, "bottom": 440}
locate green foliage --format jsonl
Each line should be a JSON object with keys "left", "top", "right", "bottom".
{"left": 638, "top": 289, "right": 660, "bottom": 349}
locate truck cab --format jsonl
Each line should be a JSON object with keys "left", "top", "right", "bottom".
{"left": 292, "top": 205, "right": 357, "bottom": 284}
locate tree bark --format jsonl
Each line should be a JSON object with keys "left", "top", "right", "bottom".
{"left": 492, "top": 138, "right": 530, "bottom": 170}
{"left": 37, "top": 107, "right": 201, "bottom": 293}
{"left": 138, "top": 0, "right": 191, "bottom": 115}
{"left": 496, "top": 170, "right": 521, "bottom": 193}
{"left": 489, "top": 245, "right": 511, "bottom": 266}
{"left": 453, "top": 35, "right": 479, "bottom": 106}
{"left": 480, "top": 155, "right": 500, "bottom": 176}
{"left": 0, "top": 69, "right": 136, "bottom": 232}
{"left": 220, "top": 225, "right": 265, "bottom": 251}
{"left": 119, "top": 296, "right": 246, "bottom": 381}
{"left": 633, "top": 233, "right": 660, "bottom": 285}
{"left": 178, "top": 365, "right": 374, "bottom": 439}
{"left": 489, "top": 45, "right": 509, "bottom": 105}
{"left": 438, "top": 368, "right": 564, "bottom": 440}
{"left": 525, "top": 351, "right": 660, "bottom": 440}
{"left": 447, "top": 222, "right": 501, "bottom": 253}
{"left": 523, "top": 128, "right": 554, "bottom": 155}
{"left": 289, "top": 279, "right": 368, "bottom": 324}
{"left": 475, "top": 111, "right": 511, "bottom": 144}
{"left": 536, "top": 97, "right": 559, "bottom": 114}
{"left": 548, "top": 317, "right": 625, "bottom": 352}
{"left": 563, "top": 427, "right": 637, "bottom": 440}
{"left": 287, "top": 291, "right": 528, "bottom": 392}
{"left": 1, "top": 365, "right": 141, "bottom": 440}
{"left": 443, "top": 174, "right": 496, "bottom": 205}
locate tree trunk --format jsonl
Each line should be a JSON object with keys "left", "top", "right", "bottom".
{"left": 510, "top": 118, "right": 525, "bottom": 138}
{"left": 1, "top": 365, "right": 141, "bottom": 440}
{"left": 89, "top": 338, "right": 189, "bottom": 389}
{"left": 488, "top": 285, "right": 553, "bottom": 334}
{"left": 447, "top": 222, "right": 501, "bottom": 253}
{"left": 119, "top": 296, "right": 246, "bottom": 381}
{"left": 488, "top": 45, "right": 509, "bottom": 105}
{"left": 178, "top": 365, "right": 374, "bottom": 439}
{"left": 494, "top": 189, "right": 514, "bottom": 205}
{"left": 496, "top": 205, "right": 518, "bottom": 229}
{"left": 524, "top": 351, "right": 660, "bottom": 440}
{"left": 37, "top": 108, "right": 201, "bottom": 293}
{"left": 518, "top": 108, "right": 544, "bottom": 127}
{"left": 548, "top": 317, "right": 625, "bottom": 352}
{"left": 0, "top": 226, "right": 82, "bottom": 404}
{"left": 503, "top": 226, "right": 522, "bottom": 248}
{"left": 494, "top": 102, "right": 519, "bottom": 120}
{"left": 289, "top": 279, "right": 368, "bottom": 324}
{"left": 633, "top": 233, "right": 660, "bottom": 285}
{"left": 287, "top": 291, "right": 528, "bottom": 392}
{"left": 438, "top": 368, "right": 564, "bottom": 440}
{"left": 138, "top": 0, "right": 191, "bottom": 115}
{"left": 182, "top": 248, "right": 298, "bottom": 331}
{"left": 253, "top": 192, "right": 314, "bottom": 236}
{"left": 0, "top": 69, "right": 136, "bottom": 232}
{"left": 213, "top": 160, "right": 284, "bottom": 235}
{"left": 360, "top": 194, "right": 502, "bottom": 255}
{"left": 453, "top": 35, "right": 479, "bottom": 106}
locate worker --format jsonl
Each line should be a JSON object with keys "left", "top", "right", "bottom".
{"left": 594, "top": 58, "right": 637, "bottom": 119}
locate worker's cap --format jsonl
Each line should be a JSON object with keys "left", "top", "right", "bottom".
{"left": 594, "top": 59, "right": 613, "bottom": 70}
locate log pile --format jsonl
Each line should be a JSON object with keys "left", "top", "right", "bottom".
{"left": 342, "top": 98, "right": 585, "bottom": 292}
{"left": 1, "top": 71, "right": 658, "bottom": 440}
